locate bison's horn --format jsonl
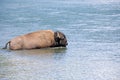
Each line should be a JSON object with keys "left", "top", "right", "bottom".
{"left": 56, "top": 31, "right": 60, "bottom": 38}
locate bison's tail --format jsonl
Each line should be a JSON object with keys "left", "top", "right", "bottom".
{"left": 2, "top": 41, "right": 10, "bottom": 49}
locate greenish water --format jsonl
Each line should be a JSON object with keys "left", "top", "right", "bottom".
{"left": 0, "top": 0, "right": 120, "bottom": 80}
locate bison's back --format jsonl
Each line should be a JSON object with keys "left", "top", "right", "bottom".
{"left": 9, "top": 30, "right": 55, "bottom": 50}
{"left": 22, "top": 30, "right": 55, "bottom": 49}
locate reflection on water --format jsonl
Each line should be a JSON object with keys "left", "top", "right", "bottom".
{"left": 0, "top": 47, "right": 67, "bottom": 80}
{"left": 13, "top": 47, "right": 67, "bottom": 60}
{"left": 15, "top": 47, "right": 67, "bottom": 54}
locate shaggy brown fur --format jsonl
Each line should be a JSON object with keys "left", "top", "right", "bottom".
{"left": 3, "top": 30, "right": 68, "bottom": 50}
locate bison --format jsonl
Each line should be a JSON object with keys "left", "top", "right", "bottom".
{"left": 3, "top": 30, "right": 68, "bottom": 50}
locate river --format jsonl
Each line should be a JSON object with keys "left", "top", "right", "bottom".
{"left": 0, "top": 0, "right": 120, "bottom": 80}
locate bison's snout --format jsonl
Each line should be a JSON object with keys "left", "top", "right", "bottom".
{"left": 64, "top": 42, "right": 68, "bottom": 47}
{"left": 66, "top": 42, "right": 68, "bottom": 45}
{"left": 64, "top": 40, "right": 68, "bottom": 47}
{"left": 63, "top": 39, "right": 68, "bottom": 46}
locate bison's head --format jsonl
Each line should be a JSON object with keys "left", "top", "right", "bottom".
{"left": 54, "top": 31, "right": 68, "bottom": 47}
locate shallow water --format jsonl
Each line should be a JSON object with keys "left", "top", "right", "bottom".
{"left": 0, "top": 0, "right": 120, "bottom": 80}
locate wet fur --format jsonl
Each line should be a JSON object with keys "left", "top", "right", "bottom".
{"left": 3, "top": 30, "right": 68, "bottom": 50}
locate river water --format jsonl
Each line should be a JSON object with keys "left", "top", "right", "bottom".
{"left": 0, "top": 0, "right": 120, "bottom": 80}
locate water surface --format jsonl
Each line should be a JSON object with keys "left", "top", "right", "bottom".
{"left": 0, "top": 0, "right": 120, "bottom": 80}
